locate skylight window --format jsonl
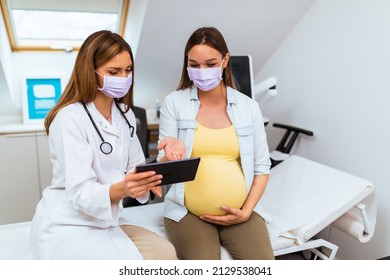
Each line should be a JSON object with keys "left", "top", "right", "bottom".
{"left": 0, "top": 0, "right": 129, "bottom": 52}
{"left": 12, "top": 10, "right": 118, "bottom": 49}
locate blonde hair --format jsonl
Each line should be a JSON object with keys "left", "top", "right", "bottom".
{"left": 44, "top": 30, "right": 135, "bottom": 134}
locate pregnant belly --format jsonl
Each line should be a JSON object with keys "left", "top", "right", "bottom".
{"left": 184, "top": 159, "right": 247, "bottom": 216}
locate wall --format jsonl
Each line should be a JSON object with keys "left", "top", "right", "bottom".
{"left": 0, "top": 0, "right": 313, "bottom": 122}
{"left": 10, "top": 52, "right": 75, "bottom": 107}
{"left": 123, "top": 0, "right": 149, "bottom": 57}
{"left": 0, "top": 50, "right": 75, "bottom": 125}
{"left": 129, "top": 0, "right": 314, "bottom": 112}
{"left": 0, "top": 6, "right": 16, "bottom": 121}
{"left": 258, "top": 0, "right": 390, "bottom": 259}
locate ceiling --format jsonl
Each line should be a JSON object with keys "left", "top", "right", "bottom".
{"left": 0, "top": 0, "right": 315, "bottom": 115}
{"left": 127, "top": 0, "right": 315, "bottom": 107}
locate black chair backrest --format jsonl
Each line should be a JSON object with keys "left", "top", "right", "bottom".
{"left": 123, "top": 106, "right": 150, "bottom": 208}
{"left": 132, "top": 106, "right": 149, "bottom": 158}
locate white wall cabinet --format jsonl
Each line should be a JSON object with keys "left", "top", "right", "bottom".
{"left": 36, "top": 132, "right": 52, "bottom": 194}
{"left": 0, "top": 132, "right": 51, "bottom": 225}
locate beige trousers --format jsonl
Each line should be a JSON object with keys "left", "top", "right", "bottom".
{"left": 120, "top": 225, "right": 177, "bottom": 260}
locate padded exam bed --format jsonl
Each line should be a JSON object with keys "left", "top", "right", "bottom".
{"left": 0, "top": 155, "right": 376, "bottom": 260}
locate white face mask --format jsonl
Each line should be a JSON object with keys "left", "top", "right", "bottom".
{"left": 187, "top": 60, "right": 224, "bottom": 91}
{"left": 95, "top": 71, "right": 133, "bottom": 99}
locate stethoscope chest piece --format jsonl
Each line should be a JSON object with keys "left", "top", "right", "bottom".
{"left": 100, "top": 141, "right": 113, "bottom": 154}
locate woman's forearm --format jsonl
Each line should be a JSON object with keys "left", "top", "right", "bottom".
{"left": 241, "top": 174, "right": 269, "bottom": 215}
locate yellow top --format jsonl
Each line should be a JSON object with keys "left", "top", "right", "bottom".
{"left": 184, "top": 122, "right": 247, "bottom": 216}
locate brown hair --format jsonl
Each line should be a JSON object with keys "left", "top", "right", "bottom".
{"left": 44, "top": 30, "right": 135, "bottom": 134}
{"left": 177, "top": 26, "right": 236, "bottom": 90}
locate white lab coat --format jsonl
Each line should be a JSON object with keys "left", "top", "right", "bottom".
{"left": 30, "top": 101, "right": 147, "bottom": 259}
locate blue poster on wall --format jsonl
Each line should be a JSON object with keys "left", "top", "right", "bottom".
{"left": 24, "top": 78, "right": 62, "bottom": 123}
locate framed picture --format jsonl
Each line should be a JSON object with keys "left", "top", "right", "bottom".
{"left": 22, "top": 76, "right": 63, "bottom": 124}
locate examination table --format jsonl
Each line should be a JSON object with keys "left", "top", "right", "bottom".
{"left": 0, "top": 155, "right": 376, "bottom": 260}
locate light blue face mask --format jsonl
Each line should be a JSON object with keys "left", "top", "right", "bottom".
{"left": 95, "top": 71, "right": 133, "bottom": 99}
{"left": 187, "top": 59, "right": 224, "bottom": 91}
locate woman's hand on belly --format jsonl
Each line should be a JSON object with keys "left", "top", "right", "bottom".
{"left": 199, "top": 205, "right": 251, "bottom": 226}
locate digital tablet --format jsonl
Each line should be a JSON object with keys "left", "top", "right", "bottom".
{"left": 135, "top": 157, "right": 200, "bottom": 185}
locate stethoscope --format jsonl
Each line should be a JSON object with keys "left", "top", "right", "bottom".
{"left": 82, "top": 101, "right": 134, "bottom": 155}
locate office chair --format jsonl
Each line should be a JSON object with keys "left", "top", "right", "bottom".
{"left": 132, "top": 106, "right": 149, "bottom": 158}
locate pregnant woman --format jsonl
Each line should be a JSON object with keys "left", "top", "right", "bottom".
{"left": 157, "top": 27, "right": 274, "bottom": 260}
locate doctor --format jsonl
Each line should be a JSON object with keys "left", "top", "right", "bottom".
{"left": 30, "top": 30, "right": 181, "bottom": 259}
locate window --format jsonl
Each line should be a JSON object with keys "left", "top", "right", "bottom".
{"left": 0, "top": 0, "right": 130, "bottom": 52}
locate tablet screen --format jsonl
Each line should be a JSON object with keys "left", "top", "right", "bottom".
{"left": 135, "top": 157, "right": 200, "bottom": 185}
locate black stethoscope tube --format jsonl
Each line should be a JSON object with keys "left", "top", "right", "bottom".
{"left": 114, "top": 101, "right": 134, "bottom": 139}
{"left": 82, "top": 101, "right": 134, "bottom": 155}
